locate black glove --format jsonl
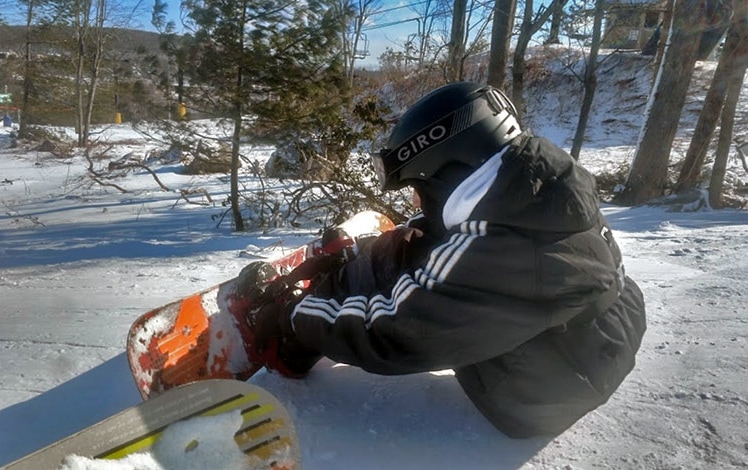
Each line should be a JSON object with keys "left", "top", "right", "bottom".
{"left": 243, "top": 253, "right": 346, "bottom": 308}
{"left": 248, "top": 300, "right": 294, "bottom": 356}
{"left": 242, "top": 251, "right": 347, "bottom": 353}
{"left": 245, "top": 254, "right": 340, "bottom": 378}
{"left": 247, "top": 299, "right": 321, "bottom": 378}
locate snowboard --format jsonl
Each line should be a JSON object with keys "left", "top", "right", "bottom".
{"left": 127, "top": 211, "right": 395, "bottom": 399}
{"left": 1, "top": 379, "right": 300, "bottom": 470}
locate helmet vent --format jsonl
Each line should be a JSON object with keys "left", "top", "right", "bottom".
{"left": 453, "top": 106, "right": 472, "bottom": 136}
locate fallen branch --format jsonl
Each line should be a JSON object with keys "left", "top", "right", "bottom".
{"left": 172, "top": 188, "right": 214, "bottom": 208}
{"left": 212, "top": 208, "right": 232, "bottom": 228}
{"left": 85, "top": 147, "right": 172, "bottom": 193}
{"left": 84, "top": 147, "right": 129, "bottom": 193}
{"left": 108, "top": 161, "right": 170, "bottom": 192}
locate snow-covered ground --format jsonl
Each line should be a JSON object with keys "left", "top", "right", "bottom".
{"left": 1, "top": 54, "right": 748, "bottom": 469}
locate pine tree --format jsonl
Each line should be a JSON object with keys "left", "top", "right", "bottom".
{"left": 182, "top": 0, "right": 346, "bottom": 231}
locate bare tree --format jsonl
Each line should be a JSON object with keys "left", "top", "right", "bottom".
{"left": 708, "top": 75, "right": 747, "bottom": 208}
{"left": 486, "top": 0, "right": 516, "bottom": 89}
{"left": 11, "top": 0, "right": 59, "bottom": 137}
{"left": 443, "top": 0, "right": 493, "bottom": 82}
{"left": 675, "top": 0, "right": 745, "bottom": 193}
{"left": 512, "top": 0, "right": 568, "bottom": 116}
{"left": 407, "top": 0, "right": 445, "bottom": 67}
{"left": 152, "top": 0, "right": 190, "bottom": 117}
{"left": 19, "top": 0, "right": 39, "bottom": 139}
{"left": 545, "top": 0, "right": 563, "bottom": 44}
{"left": 708, "top": 3, "right": 748, "bottom": 208}
{"left": 652, "top": 0, "right": 675, "bottom": 72}
{"left": 446, "top": 0, "right": 468, "bottom": 82}
{"left": 615, "top": 0, "right": 709, "bottom": 205}
{"left": 53, "top": 0, "right": 144, "bottom": 145}
{"left": 75, "top": 0, "right": 107, "bottom": 147}
{"left": 569, "top": 0, "right": 604, "bottom": 160}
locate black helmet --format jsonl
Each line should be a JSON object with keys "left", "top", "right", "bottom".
{"left": 374, "top": 82, "right": 521, "bottom": 191}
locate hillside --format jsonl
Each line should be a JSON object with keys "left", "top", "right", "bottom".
{"left": 0, "top": 25, "right": 162, "bottom": 57}
{"left": 0, "top": 25, "right": 168, "bottom": 124}
{"left": 523, "top": 46, "right": 748, "bottom": 204}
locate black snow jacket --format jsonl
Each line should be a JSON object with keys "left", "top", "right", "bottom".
{"left": 290, "top": 134, "right": 647, "bottom": 438}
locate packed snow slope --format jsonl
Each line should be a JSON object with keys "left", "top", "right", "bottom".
{"left": 1, "top": 51, "right": 748, "bottom": 469}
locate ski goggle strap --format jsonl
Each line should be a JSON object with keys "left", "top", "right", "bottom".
{"left": 372, "top": 149, "right": 388, "bottom": 191}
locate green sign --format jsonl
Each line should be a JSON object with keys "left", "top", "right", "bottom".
{"left": 0, "top": 93, "right": 12, "bottom": 104}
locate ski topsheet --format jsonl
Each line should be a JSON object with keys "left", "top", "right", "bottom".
{"left": 127, "top": 211, "right": 395, "bottom": 399}
{"left": 1, "top": 379, "right": 300, "bottom": 470}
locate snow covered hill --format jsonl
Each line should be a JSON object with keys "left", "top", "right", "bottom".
{"left": 1, "top": 51, "right": 748, "bottom": 469}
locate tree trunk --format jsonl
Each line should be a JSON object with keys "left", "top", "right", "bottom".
{"left": 511, "top": 0, "right": 533, "bottom": 114}
{"left": 511, "top": 0, "right": 567, "bottom": 118}
{"left": 708, "top": 70, "right": 745, "bottom": 209}
{"left": 545, "top": 1, "right": 563, "bottom": 44}
{"left": 230, "top": 104, "right": 245, "bottom": 231}
{"left": 75, "top": 36, "right": 86, "bottom": 146}
{"left": 708, "top": 1, "right": 748, "bottom": 208}
{"left": 19, "top": 0, "right": 34, "bottom": 139}
{"left": 73, "top": 0, "right": 95, "bottom": 147}
{"left": 652, "top": 0, "right": 675, "bottom": 82}
{"left": 446, "top": 0, "right": 467, "bottom": 82}
{"left": 348, "top": 7, "right": 367, "bottom": 85}
{"left": 615, "top": 0, "right": 708, "bottom": 205}
{"left": 486, "top": 0, "right": 516, "bottom": 89}
{"left": 570, "top": 0, "right": 604, "bottom": 160}
{"left": 83, "top": 0, "right": 107, "bottom": 144}
{"left": 230, "top": 12, "right": 246, "bottom": 232}
{"left": 676, "top": 0, "right": 746, "bottom": 192}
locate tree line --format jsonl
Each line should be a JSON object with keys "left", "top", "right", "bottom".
{"left": 1, "top": 0, "right": 746, "bottom": 231}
